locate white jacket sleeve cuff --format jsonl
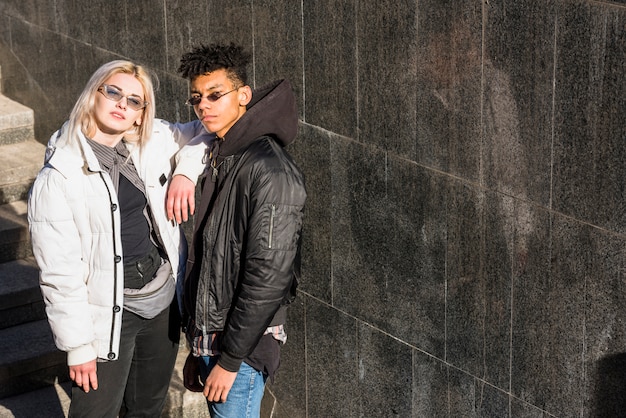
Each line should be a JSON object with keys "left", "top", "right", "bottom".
{"left": 67, "top": 343, "right": 98, "bottom": 366}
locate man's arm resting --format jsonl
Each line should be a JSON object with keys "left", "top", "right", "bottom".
{"left": 168, "top": 131, "right": 212, "bottom": 224}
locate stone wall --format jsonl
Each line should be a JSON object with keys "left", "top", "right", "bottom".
{"left": 1, "top": 0, "right": 625, "bottom": 416}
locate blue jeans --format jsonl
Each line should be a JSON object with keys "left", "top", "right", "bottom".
{"left": 199, "top": 356, "right": 267, "bottom": 418}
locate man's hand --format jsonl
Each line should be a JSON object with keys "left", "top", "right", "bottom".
{"left": 166, "top": 175, "right": 196, "bottom": 224}
{"left": 183, "top": 352, "right": 204, "bottom": 392}
{"left": 203, "top": 363, "right": 238, "bottom": 403}
{"left": 69, "top": 359, "right": 98, "bottom": 393}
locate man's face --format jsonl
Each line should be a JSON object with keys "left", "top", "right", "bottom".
{"left": 189, "top": 69, "right": 249, "bottom": 137}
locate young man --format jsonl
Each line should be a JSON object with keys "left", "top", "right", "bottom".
{"left": 170, "top": 43, "right": 306, "bottom": 417}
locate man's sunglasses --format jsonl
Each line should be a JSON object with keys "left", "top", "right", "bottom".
{"left": 185, "top": 88, "right": 239, "bottom": 106}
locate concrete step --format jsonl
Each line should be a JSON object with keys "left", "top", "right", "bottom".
{"left": 0, "top": 319, "right": 68, "bottom": 399}
{"left": 0, "top": 257, "right": 45, "bottom": 329}
{"left": 0, "top": 256, "right": 207, "bottom": 413}
{"left": 0, "top": 335, "right": 207, "bottom": 417}
{"left": 0, "top": 140, "right": 45, "bottom": 205}
{"left": 0, "top": 380, "right": 70, "bottom": 417}
{"left": 0, "top": 201, "right": 31, "bottom": 264}
{"left": 0, "top": 95, "right": 35, "bottom": 146}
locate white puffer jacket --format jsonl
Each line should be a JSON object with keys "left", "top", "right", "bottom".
{"left": 28, "top": 119, "right": 208, "bottom": 366}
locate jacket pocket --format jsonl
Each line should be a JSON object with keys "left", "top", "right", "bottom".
{"left": 264, "top": 203, "right": 304, "bottom": 251}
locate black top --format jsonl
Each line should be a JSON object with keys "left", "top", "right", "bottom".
{"left": 119, "top": 174, "right": 154, "bottom": 262}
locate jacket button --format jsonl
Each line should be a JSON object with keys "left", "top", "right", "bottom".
{"left": 114, "top": 255, "right": 121, "bottom": 263}
{"left": 108, "top": 352, "right": 116, "bottom": 360}
{"left": 111, "top": 203, "right": 117, "bottom": 211}
{"left": 113, "top": 305, "right": 121, "bottom": 313}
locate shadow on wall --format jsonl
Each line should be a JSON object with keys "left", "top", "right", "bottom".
{"left": 593, "top": 353, "right": 626, "bottom": 417}
{"left": 0, "top": 39, "right": 57, "bottom": 145}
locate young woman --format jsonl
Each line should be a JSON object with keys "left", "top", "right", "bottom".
{"left": 28, "top": 60, "right": 207, "bottom": 417}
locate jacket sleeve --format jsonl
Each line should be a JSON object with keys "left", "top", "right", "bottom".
{"left": 156, "top": 119, "right": 212, "bottom": 184}
{"left": 218, "top": 158, "right": 306, "bottom": 372}
{"left": 28, "top": 169, "right": 97, "bottom": 365}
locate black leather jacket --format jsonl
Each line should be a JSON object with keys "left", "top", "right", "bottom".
{"left": 184, "top": 79, "right": 306, "bottom": 372}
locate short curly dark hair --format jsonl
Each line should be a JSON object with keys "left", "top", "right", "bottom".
{"left": 178, "top": 43, "right": 251, "bottom": 86}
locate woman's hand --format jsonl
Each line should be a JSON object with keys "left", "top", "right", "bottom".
{"left": 69, "top": 359, "right": 98, "bottom": 393}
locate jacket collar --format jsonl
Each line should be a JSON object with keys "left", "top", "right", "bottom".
{"left": 45, "top": 123, "right": 109, "bottom": 177}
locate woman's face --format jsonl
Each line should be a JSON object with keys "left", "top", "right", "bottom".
{"left": 92, "top": 72, "right": 145, "bottom": 144}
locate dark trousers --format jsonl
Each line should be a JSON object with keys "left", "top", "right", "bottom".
{"left": 68, "top": 307, "right": 178, "bottom": 418}
{"left": 68, "top": 249, "right": 179, "bottom": 418}
{"left": 69, "top": 248, "right": 180, "bottom": 418}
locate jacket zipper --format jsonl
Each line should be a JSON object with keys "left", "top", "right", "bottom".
{"left": 268, "top": 204, "right": 276, "bottom": 249}
{"left": 200, "top": 158, "right": 227, "bottom": 329}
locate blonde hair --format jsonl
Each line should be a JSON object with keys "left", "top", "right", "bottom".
{"left": 66, "top": 60, "right": 156, "bottom": 148}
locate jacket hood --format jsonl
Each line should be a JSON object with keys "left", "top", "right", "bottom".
{"left": 218, "top": 79, "right": 298, "bottom": 158}
{"left": 43, "top": 122, "right": 103, "bottom": 178}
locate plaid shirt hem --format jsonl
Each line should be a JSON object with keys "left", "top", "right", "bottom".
{"left": 190, "top": 325, "right": 287, "bottom": 357}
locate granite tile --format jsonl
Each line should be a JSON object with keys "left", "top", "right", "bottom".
{"left": 332, "top": 139, "right": 446, "bottom": 356}
{"left": 7, "top": 21, "right": 74, "bottom": 139}
{"left": 483, "top": 0, "right": 556, "bottom": 207}
{"left": 356, "top": 323, "right": 412, "bottom": 417}
{"left": 510, "top": 397, "right": 549, "bottom": 418}
{"left": 306, "top": 298, "right": 359, "bottom": 417}
{"left": 357, "top": 0, "right": 418, "bottom": 158}
{"left": 552, "top": 3, "right": 626, "bottom": 234}
{"left": 203, "top": 0, "right": 254, "bottom": 67}
{"left": 287, "top": 124, "right": 332, "bottom": 303}
{"left": 512, "top": 214, "right": 586, "bottom": 417}
{"left": 266, "top": 297, "right": 306, "bottom": 418}
{"left": 0, "top": 0, "right": 55, "bottom": 29}
{"left": 448, "top": 367, "right": 477, "bottom": 417}
{"left": 168, "top": 0, "right": 254, "bottom": 74}
{"left": 163, "top": 0, "right": 211, "bottom": 76}
{"left": 302, "top": 0, "right": 357, "bottom": 138}
{"left": 331, "top": 138, "right": 387, "bottom": 316}
{"left": 416, "top": 0, "right": 482, "bottom": 179}
{"left": 582, "top": 229, "right": 626, "bottom": 417}
{"left": 47, "top": 0, "right": 77, "bottom": 41}
{"left": 252, "top": 0, "right": 303, "bottom": 118}
{"left": 62, "top": 0, "right": 126, "bottom": 54}
{"left": 475, "top": 382, "right": 510, "bottom": 417}
{"left": 0, "top": 23, "right": 33, "bottom": 109}
{"left": 0, "top": 14, "right": 9, "bottom": 48}
{"left": 412, "top": 351, "right": 448, "bottom": 417}
{"left": 125, "top": 0, "right": 167, "bottom": 70}
{"left": 444, "top": 181, "right": 482, "bottom": 376}
{"left": 479, "top": 192, "right": 514, "bottom": 390}
{"left": 384, "top": 156, "right": 447, "bottom": 357}
{"left": 446, "top": 184, "right": 516, "bottom": 389}
{"left": 152, "top": 71, "right": 191, "bottom": 123}
{"left": 510, "top": 206, "right": 551, "bottom": 408}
